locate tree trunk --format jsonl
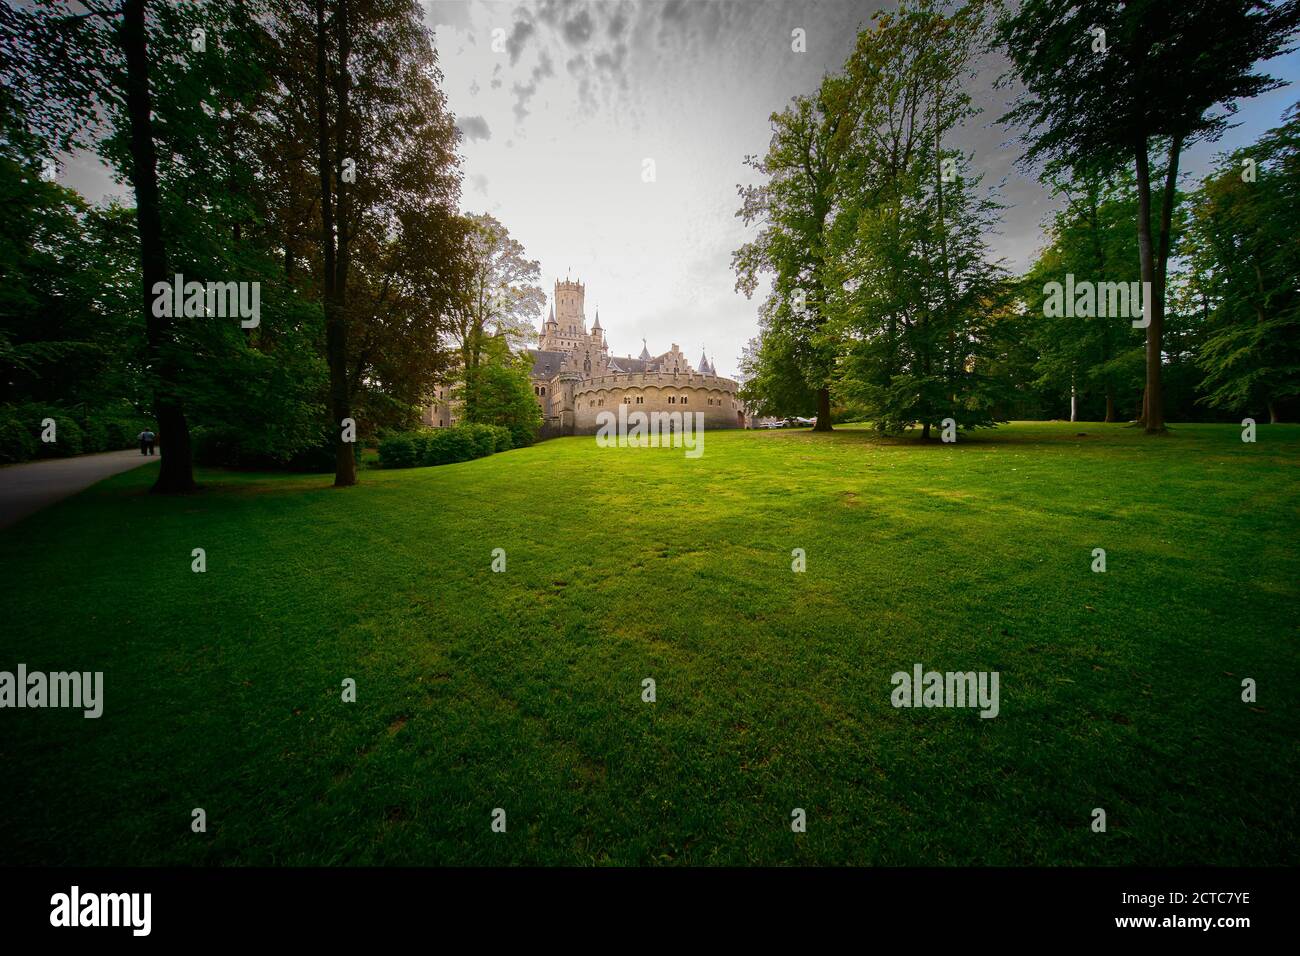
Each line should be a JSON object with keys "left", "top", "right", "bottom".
{"left": 122, "top": 0, "right": 194, "bottom": 493}
{"left": 1133, "top": 134, "right": 1182, "bottom": 436}
{"left": 812, "top": 386, "right": 832, "bottom": 431}
{"left": 315, "top": 0, "right": 356, "bottom": 487}
{"left": 1268, "top": 401, "right": 1278, "bottom": 425}
{"left": 922, "top": 421, "right": 931, "bottom": 440}
{"left": 1133, "top": 139, "right": 1161, "bottom": 433}
{"left": 1105, "top": 388, "right": 1116, "bottom": 423}
{"left": 1070, "top": 377, "right": 1077, "bottom": 422}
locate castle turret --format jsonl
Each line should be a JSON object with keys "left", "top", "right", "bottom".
{"left": 554, "top": 278, "right": 586, "bottom": 337}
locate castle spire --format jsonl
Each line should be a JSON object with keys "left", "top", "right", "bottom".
{"left": 592, "top": 306, "right": 601, "bottom": 330}
{"left": 638, "top": 338, "right": 651, "bottom": 362}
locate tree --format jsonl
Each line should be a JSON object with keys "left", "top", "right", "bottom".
{"left": 448, "top": 213, "right": 544, "bottom": 422}
{"left": 999, "top": 0, "right": 1300, "bottom": 434}
{"left": 1186, "top": 105, "right": 1300, "bottom": 422}
{"left": 1019, "top": 171, "right": 1150, "bottom": 422}
{"left": 289, "top": 0, "right": 465, "bottom": 484}
{"left": 831, "top": 0, "right": 1009, "bottom": 437}
{"left": 736, "top": 320, "right": 821, "bottom": 420}
{"left": 733, "top": 70, "right": 860, "bottom": 432}
{"left": 1, "top": 0, "right": 202, "bottom": 489}
{"left": 462, "top": 334, "right": 542, "bottom": 448}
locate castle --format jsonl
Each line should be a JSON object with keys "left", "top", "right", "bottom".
{"left": 526, "top": 278, "right": 742, "bottom": 435}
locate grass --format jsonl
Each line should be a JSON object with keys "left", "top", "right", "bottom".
{"left": 0, "top": 421, "right": 1296, "bottom": 865}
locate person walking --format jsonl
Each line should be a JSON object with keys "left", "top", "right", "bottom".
{"left": 138, "top": 428, "right": 156, "bottom": 456}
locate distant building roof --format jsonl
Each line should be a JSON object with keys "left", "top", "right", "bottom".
{"left": 525, "top": 349, "right": 569, "bottom": 378}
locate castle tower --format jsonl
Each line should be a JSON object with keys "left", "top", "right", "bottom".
{"left": 554, "top": 278, "right": 586, "bottom": 337}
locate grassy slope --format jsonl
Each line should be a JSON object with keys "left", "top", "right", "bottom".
{"left": 0, "top": 422, "right": 1296, "bottom": 865}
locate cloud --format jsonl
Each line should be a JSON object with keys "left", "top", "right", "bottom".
{"left": 507, "top": 15, "right": 535, "bottom": 66}
{"left": 456, "top": 114, "right": 492, "bottom": 141}
{"left": 533, "top": 49, "right": 555, "bottom": 81}
{"left": 607, "top": 6, "right": 629, "bottom": 38}
{"left": 512, "top": 81, "right": 538, "bottom": 121}
{"left": 562, "top": 9, "right": 594, "bottom": 46}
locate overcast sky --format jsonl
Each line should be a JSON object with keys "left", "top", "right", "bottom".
{"left": 425, "top": 0, "right": 1299, "bottom": 378}
{"left": 60, "top": 0, "right": 1300, "bottom": 380}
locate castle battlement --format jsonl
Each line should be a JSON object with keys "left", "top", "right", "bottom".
{"left": 574, "top": 371, "right": 738, "bottom": 394}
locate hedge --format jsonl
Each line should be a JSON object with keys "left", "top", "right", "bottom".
{"left": 378, "top": 423, "right": 517, "bottom": 469}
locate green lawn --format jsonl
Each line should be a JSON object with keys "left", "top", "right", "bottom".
{"left": 1, "top": 422, "right": 1296, "bottom": 865}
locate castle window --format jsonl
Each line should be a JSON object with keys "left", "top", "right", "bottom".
{"left": 636, "top": 396, "right": 644, "bottom": 405}
{"left": 668, "top": 396, "right": 676, "bottom": 404}
{"left": 681, "top": 396, "right": 688, "bottom": 404}
{"left": 623, "top": 397, "right": 631, "bottom": 405}
{"left": 541, "top": 386, "right": 547, "bottom": 396}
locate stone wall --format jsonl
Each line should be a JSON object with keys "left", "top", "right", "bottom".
{"left": 572, "top": 371, "right": 743, "bottom": 434}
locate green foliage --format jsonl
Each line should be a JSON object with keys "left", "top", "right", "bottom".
{"left": 378, "top": 423, "right": 516, "bottom": 469}
{"left": 1186, "top": 104, "right": 1300, "bottom": 421}
{"left": 0, "top": 413, "right": 36, "bottom": 463}
{"left": 459, "top": 337, "right": 542, "bottom": 447}
{"left": 376, "top": 433, "right": 419, "bottom": 469}
{"left": 32, "top": 415, "right": 82, "bottom": 457}
{"left": 1017, "top": 171, "right": 1153, "bottom": 420}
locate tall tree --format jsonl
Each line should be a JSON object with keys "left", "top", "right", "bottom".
{"left": 448, "top": 213, "right": 544, "bottom": 422}
{"left": 1020, "top": 171, "right": 1150, "bottom": 422}
{"left": 999, "top": 0, "right": 1300, "bottom": 434}
{"left": 2, "top": 0, "right": 199, "bottom": 489}
{"left": 1186, "top": 105, "right": 1300, "bottom": 423}
{"left": 284, "top": 0, "right": 464, "bottom": 483}
{"left": 733, "top": 71, "right": 860, "bottom": 432}
{"left": 831, "top": 0, "right": 1008, "bottom": 437}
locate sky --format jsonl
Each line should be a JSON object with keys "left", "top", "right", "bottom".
{"left": 60, "top": 0, "right": 1300, "bottom": 380}
{"left": 422, "top": 0, "right": 1300, "bottom": 378}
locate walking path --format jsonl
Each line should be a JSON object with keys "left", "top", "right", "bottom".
{"left": 0, "top": 450, "right": 159, "bottom": 530}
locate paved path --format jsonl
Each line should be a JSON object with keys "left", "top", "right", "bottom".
{"left": 0, "top": 449, "right": 159, "bottom": 530}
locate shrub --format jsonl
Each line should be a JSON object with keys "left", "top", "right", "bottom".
{"left": 0, "top": 415, "right": 36, "bottom": 463}
{"left": 378, "top": 433, "right": 419, "bottom": 469}
{"left": 78, "top": 418, "right": 110, "bottom": 454}
{"left": 380, "top": 425, "right": 516, "bottom": 469}
{"left": 423, "top": 427, "right": 474, "bottom": 465}
{"left": 104, "top": 420, "right": 136, "bottom": 450}
{"left": 462, "top": 423, "right": 498, "bottom": 459}
{"left": 489, "top": 424, "right": 513, "bottom": 453}
{"left": 30, "top": 415, "right": 83, "bottom": 458}
{"left": 508, "top": 420, "right": 536, "bottom": 448}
